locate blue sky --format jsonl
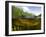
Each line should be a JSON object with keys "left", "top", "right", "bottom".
{"left": 20, "top": 6, "right": 41, "bottom": 16}
{"left": 15, "top": 3, "right": 42, "bottom": 16}
{"left": 27, "top": 6, "right": 41, "bottom": 12}
{"left": 15, "top": 5, "right": 41, "bottom": 16}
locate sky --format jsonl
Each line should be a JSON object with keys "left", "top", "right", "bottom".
{"left": 21, "top": 6, "right": 41, "bottom": 16}
{"left": 15, "top": 3, "right": 42, "bottom": 16}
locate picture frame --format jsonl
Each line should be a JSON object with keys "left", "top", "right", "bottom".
{"left": 5, "top": 1, "right": 45, "bottom": 36}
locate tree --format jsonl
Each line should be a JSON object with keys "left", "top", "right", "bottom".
{"left": 12, "top": 6, "right": 35, "bottom": 18}
{"left": 12, "top": 6, "right": 24, "bottom": 17}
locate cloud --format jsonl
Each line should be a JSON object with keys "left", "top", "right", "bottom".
{"left": 21, "top": 6, "right": 41, "bottom": 16}
{"left": 21, "top": 7, "right": 31, "bottom": 13}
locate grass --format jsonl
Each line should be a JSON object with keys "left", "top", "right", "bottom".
{"left": 12, "top": 18, "right": 41, "bottom": 31}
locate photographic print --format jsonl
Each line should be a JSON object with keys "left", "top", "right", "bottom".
{"left": 5, "top": 1, "right": 45, "bottom": 36}
{"left": 12, "top": 4, "right": 41, "bottom": 31}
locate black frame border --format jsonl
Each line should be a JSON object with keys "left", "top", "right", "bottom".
{"left": 5, "top": 1, "right": 45, "bottom": 36}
